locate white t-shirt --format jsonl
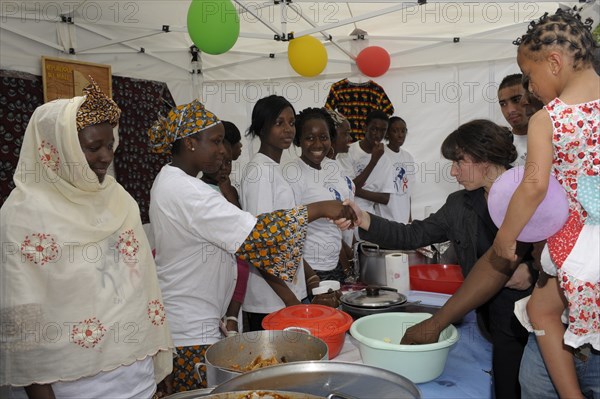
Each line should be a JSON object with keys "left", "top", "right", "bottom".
{"left": 150, "top": 165, "right": 256, "bottom": 346}
{"left": 337, "top": 141, "right": 395, "bottom": 214}
{"left": 240, "top": 153, "right": 307, "bottom": 313}
{"left": 285, "top": 158, "right": 355, "bottom": 271}
{"left": 512, "top": 133, "right": 528, "bottom": 167}
{"left": 375, "top": 146, "right": 415, "bottom": 223}
{"left": 8, "top": 357, "right": 155, "bottom": 399}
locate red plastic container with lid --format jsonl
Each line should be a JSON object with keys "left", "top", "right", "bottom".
{"left": 409, "top": 264, "right": 464, "bottom": 294}
{"left": 262, "top": 304, "right": 353, "bottom": 359}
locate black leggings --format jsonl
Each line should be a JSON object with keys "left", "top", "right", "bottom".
{"left": 491, "top": 321, "right": 529, "bottom": 399}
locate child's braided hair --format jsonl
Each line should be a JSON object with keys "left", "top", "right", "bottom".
{"left": 513, "top": 7, "right": 598, "bottom": 70}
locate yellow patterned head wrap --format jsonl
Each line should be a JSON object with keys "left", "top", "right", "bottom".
{"left": 147, "top": 99, "right": 220, "bottom": 154}
{"left": 75, "top": 79, "right": 121, "bottom": 131}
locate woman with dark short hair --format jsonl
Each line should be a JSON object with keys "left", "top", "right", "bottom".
{"left": 340, "top": 119, "right": 535, "bottom": 399}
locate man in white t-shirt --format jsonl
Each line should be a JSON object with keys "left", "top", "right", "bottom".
{"left": 337, "top": 110, "right": 395, "bottom": 214}
{"left": 497, "top": 73, "right": 531, "bottom": 167}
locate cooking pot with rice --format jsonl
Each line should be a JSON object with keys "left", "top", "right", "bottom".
{"left": 165, "top": 389, "right": 325, "bottom": 399}
{"left": 200, "top": 330, "right": 329, "bottom": 387}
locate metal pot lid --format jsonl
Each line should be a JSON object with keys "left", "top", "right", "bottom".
{"left": 340, "top": 286, "right": 407, "bottom": 308}
{"left": 212, "top": 361, "right": 421, "bottom": 399}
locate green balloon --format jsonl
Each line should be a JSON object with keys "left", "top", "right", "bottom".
{"left": 187, "top": 0, "right": 240, "bottom": 55}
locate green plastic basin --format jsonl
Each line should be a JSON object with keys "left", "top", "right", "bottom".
{"left": 350, "top": 312, "right": 459, "bottom": 383}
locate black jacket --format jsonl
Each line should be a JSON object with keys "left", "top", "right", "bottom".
{"left": 359, "top": 187, "right": 534, "bottom": 335}
{"left": 359, "top": 189, "right": 480, "bottom": 277}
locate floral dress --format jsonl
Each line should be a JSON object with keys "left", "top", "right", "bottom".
{"left": 543, "top": 97, "right": 599, "bottom": 350}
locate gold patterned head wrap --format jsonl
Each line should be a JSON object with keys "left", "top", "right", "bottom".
{"left": 324, "top": 107, "right": 348, "bottom": 128}
{"left": 75, "top": 79, "right": 121, "bottom": 131}
{"left": 148, "top": 99, "right": 220, "bottom": 154}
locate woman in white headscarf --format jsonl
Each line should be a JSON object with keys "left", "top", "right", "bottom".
{"left": 0, "top": 81, "right": 173, "bottom": 398}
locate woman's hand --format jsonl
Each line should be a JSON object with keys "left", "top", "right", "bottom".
{"left": 504, "top": 262, "right": 534, "bottom": 290}
{"left": 400, "top": 317, "right": 444, "bottom": 345}
{"left": 311, "top": 291, "right": 341, "bottom": 308}
{"left": 307, "top": 201, "right": 358, "bottom": 226}
{"left": 371, "top": 142, "right": 385, "bottom": 163}
{"left": 337, "top": 204, "right": 358, "bottom": 227}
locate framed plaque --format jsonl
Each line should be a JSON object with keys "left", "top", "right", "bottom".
{"left": 42, "top": 56, "right": 112, "bottom": 102}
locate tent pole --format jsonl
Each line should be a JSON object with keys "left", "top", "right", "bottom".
{"left": 286, "top": 3, "right": 355, "bottom": 60}
{"left": 1, "top": 24, "right": 65, "bottom": 51}
{"left": 231, "top": 0, "right": 280, "bottom": 36}
{"left": 75, "top": 22, "right": 191, "bottom": 74}
{"left": 280, "top": 0, "right": 288, "bottom": 38}
{"left": 295, "top": 2, "right": 414, "bottom": 37}
{"left": 77, "top": 31, "right": 166, "bottom": 53}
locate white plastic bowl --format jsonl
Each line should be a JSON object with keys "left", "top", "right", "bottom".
{"left": 350, "top": 312, "right": 459, "bottom": 383}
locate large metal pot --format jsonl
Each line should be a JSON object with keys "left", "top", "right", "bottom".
{"left": 357, "top": 241, "right": 457, "bottom": 286}
{"left": 212, "top": 361, "right": 421, "bottom": 399}
{"left": 202, "top": 330, "right": 328, "bottom": 387}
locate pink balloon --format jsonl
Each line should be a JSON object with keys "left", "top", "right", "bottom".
{"left": 488, "top": 166, "right": 570, "bottom": 242}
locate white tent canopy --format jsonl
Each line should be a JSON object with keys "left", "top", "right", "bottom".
{"left": 2, "top": 1, "right": 598, "bottom": 99}
{"left": 2, "top": 0, "right": 599, "bottom": 216}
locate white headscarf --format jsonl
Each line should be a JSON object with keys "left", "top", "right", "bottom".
{"left": 0, "top": 96, "right": 173, "bottom": 386}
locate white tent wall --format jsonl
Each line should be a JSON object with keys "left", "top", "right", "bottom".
{"left": 1, "top": 1, "right": 598, "bottom": 216}
{"left": 200, "top": 57, "right": 519, "bottom": 219}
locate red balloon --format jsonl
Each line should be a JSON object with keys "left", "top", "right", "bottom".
{"left": 356, "top": 46, "right": 391, "bottom": 77}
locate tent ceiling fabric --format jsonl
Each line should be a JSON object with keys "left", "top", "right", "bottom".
{"left": 1, "top": 1, "right": 598, "bottom": 85}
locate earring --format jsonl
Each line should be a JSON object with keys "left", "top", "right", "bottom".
{"left": 191, "top": 147, "right": 195, "bottom": 151}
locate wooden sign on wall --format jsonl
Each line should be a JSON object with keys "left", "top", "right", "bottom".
{"left": 42, "top": 56, "right": 112, "bottom": 102}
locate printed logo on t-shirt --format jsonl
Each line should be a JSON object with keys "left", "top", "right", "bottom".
{"left": 328, "top": 186, "right": 342, "bottom": 201}
{"left": 393, "top": 164, "right": 409, "bottom": 193}
{"left": 356, "top": 163, "right": 366, "bottom": 175}
{"left": 345, "top": 176, "right": 354, "bottom": 192}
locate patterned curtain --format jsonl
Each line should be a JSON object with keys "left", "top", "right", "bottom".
{"left": 111, "top": 76, "right": 174, "bottom": 223}
{"left": 0, "top": 70, "right": 175, "bottom": 223}
{"left": 0, "top": 71, "right": 43, "bottom": 207}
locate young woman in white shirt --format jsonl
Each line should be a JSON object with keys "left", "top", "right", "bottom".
{"left": 375, "top": 116, "right": 415, "bottom": 224}
{"left": 241, "top": 95, "right": 325, "bottom": 331}
{"left": 286, "top": 108, "right": 356, "bottom": 283}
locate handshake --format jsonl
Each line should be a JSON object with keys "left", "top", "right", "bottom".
{"left": 320, "top": 199, "right": 364, "bottom": 230}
